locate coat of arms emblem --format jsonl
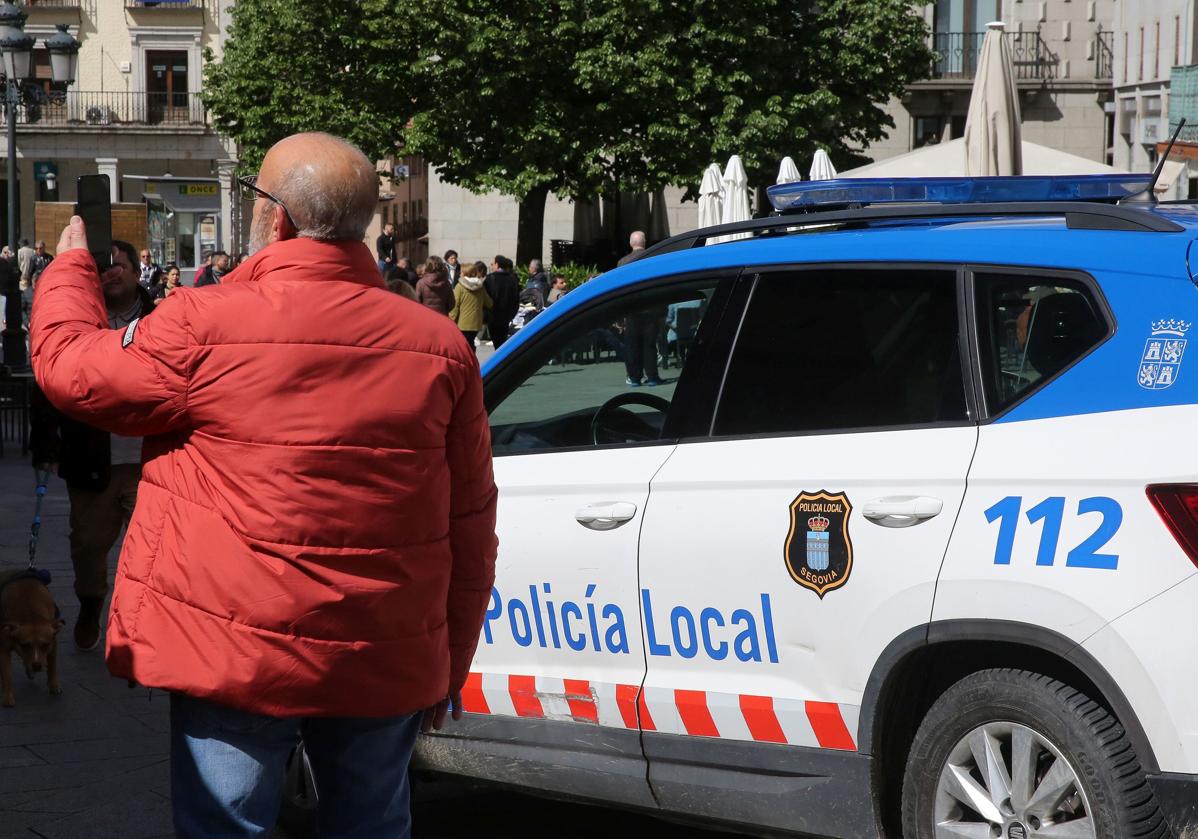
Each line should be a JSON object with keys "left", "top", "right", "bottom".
{"left": 785, "top": 490, "right": 853, "bottom": 598}
{"left": 1138, "top": 319, "right": 1189, "bottom": 390}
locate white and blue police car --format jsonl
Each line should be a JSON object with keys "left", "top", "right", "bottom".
{"left": 292, "top": 174, "right": 1198, "bottom": 838}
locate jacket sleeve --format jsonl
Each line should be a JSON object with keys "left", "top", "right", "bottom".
{"left": 30, "top": 248, "right": 191, "bottom": 437}
{"left": 444, "top": 355, "right": 498, "bottom": 694}
{"left": 448, "top": 287, "right": 460, "bottom": 323}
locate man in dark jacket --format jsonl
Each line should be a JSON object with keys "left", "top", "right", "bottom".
{"left": 376, "top": 222, "right": 396, "bottom": 274}
{"left": 195, "top": 251, "right": 230, "bottom": 287}
{"left": 483, "top": 255, "right": 520, "bottom": 348}
{"left": 526, "top": 259, "right": 550, "bottom": 299}
{"left": 30, "top": 239, "right": 155, "bottom": 651}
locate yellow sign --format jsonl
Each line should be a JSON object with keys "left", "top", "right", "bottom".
{"left": 178, "top": 183, "right": 218, "bottom": 196}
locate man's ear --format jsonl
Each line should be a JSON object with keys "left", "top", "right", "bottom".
{"left": 275, "top": 203, "right": 296, "bottom": 242}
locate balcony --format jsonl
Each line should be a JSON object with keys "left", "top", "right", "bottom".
{"left": 125, "top": 0, "right": 204, "bottom": 8}
{"left": 1094, "top": 31, "right": 1114, "bottom": 80}
{"left": 930, "top": 31, "right": 1054, "bottom": 81}
{"left": 15, "top": 90, "right": 207, "bottom": 129}
{"left": 21, "top": 1, "right": 83, "bottom": 8}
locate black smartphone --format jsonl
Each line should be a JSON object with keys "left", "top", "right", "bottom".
{"left": 74, "top": 174, "right": 112, "bottom": 271}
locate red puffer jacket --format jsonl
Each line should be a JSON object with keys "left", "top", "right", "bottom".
{"left": 31, "top": 239, "right": 498, "bottom": 717}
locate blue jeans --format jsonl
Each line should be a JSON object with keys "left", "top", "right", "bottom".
{"left": 170, "top": 693, "right": 421, "bottom": 838}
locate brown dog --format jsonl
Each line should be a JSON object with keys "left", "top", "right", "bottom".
{"left": 0, "top": 570, "right": 64, "bottom": 707}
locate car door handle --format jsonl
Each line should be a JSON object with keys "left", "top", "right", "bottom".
{"left": 862, "top": 496, "right": 943, "bottom": 528}
{"left": 575, "top": 502, "right": 638, "bottom": 531}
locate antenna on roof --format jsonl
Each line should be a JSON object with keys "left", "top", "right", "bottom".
{"left": 1120, "top": 118, "right": 1185, "bottom": 205}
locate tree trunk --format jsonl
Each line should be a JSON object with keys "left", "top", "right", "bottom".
{"left": 516, "top": 184, "right": 550, "bottom": 268}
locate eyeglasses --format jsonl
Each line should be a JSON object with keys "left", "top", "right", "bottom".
{"left": 238, "top": 174, "right": 297, "bottom": 229}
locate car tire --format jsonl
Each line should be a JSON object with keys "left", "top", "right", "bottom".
{"left": 901, "top": 668, "right": 1165, "bottom": 839}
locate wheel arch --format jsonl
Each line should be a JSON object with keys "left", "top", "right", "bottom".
{"left": 858, "top": 619, "right": 1159, "bottom": 838}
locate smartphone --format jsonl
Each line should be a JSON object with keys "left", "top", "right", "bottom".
{"left": 74, "top": 174, "right": 112, "bottom": 271}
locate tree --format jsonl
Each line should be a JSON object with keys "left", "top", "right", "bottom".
{"left": 396, "top": 0, "right": 934, "bottom": 263}
{"left": 202, "top": 0, "right": 406, "bottom": 170}
{"left": 203, "top": 0, "right": 934, "bottom": 263}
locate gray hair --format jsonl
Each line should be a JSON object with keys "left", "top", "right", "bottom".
{"left": 274, "top": 135, "right": 378, "bottom": 241}
{"left": 629, "top": 230, "right": 646, "bottom": 249}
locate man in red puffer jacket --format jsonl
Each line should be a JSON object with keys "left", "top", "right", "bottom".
{"left": 30, "top": 132, "right": 498, "bottom": 838}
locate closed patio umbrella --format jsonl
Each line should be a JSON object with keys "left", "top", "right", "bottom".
{"left": 777, "top": 156, "right": 802, "bottom": 184}
{"left": 963, "top": 21, "right": 1022, "bottom": 176}
{"left": 718, "top": 155, "right": 751, "bottom": 243}
{"left": 809, "top": 149, "right": 837, "bottom": 181}
{"left": 572, "top": 197, "right": 602, "bottom": 247}
{"left": 697, "top": 163, "right": 723, "bottom": 231}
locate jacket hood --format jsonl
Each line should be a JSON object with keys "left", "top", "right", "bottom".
{"left": 420, "top": 273, "right": 451, "bottom": 292}
{"left": 459, "top": 275, "right": 484, "bottom": 291}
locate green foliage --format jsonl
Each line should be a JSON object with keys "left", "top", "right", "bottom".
{"left": 203, "top": 0, "right": 934, "bottom": 209}
{"left": 551, "top": 264, "right": 601, "bottom": 290}
{"left": 202, "top": 0, "right": 408, "bottom": 170}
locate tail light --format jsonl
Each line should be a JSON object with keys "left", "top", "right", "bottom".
{"left": 1146, "top": 484, "right": 1198, "bottom": 568}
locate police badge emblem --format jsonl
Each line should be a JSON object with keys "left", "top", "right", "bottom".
{"left": 1138, "top": 319, "right": 1189, "bottom": 390}
{"left": 784, "top": 490, "right": 853, "bottom": 598}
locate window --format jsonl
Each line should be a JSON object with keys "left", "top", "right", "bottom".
{"left": 488, "top": 281, "right": 720, "bottom": 454}
{"left": 974, "top": 273, "right": 1108, "bottom": 414}
{"left": 713, "top": 269, "right": 966, "bottom": 436}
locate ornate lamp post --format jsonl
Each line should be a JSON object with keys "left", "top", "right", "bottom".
{"left": 0, "top": 7, "right": 78, "bottom": 370}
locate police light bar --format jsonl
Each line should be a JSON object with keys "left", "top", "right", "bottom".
{"left": 767, "top": 175, "right": 1154, "bottom": 212}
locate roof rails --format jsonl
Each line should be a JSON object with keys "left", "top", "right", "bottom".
{"left": 636, "top": 200, "right": 1185, "bottom": 263}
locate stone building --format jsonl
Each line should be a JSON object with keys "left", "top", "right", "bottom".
{"left": 870, "top": 1, "right": 1116, "bottom": 166}
{"left": 5, "top": 0, "right": 235, "bottom": 270}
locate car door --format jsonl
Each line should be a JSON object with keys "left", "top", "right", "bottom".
{"left": 635, "top": 265, "right": 979, "bottom": 837}
{"left": 431, "top": 274, "right": 731, "bottom": 810}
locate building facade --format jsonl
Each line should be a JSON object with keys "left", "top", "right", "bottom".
{"left": 1112, "top": 0, "right": 1197, "bottom": 193}
{"left": 871, "top": 1, "right": 1116, "bottom": 166}
{"left": 7, "top": 0, "right": 235, "bottom": 269}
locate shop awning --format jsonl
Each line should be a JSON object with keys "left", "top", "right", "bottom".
{"left": 142, "top": 190, "right": 220, "bottom": 214}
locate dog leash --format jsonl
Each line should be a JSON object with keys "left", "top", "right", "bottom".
{"left": 28, "top": 469, "right": 49, "bottom": 571}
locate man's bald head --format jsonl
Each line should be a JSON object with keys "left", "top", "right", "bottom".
{"left": 255, "top": 133, "right": 377, "bottom": 244}
{"left": 629, "top": 230, "right": 646, "bottom": 250}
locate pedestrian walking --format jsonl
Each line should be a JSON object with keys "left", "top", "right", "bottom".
{"left": 152, "top": 264, "right": 182, "bottom": 305}
{"left": 444, "top": 249, "right": 461, "bottom": 285}
{"left": 30, "top": 240, "right": 52, "bottom": 284}
{"left": 195, "top": 251, "right": 230, "bottom": 286}
{"left": 547, "top": 275, "right": 568, "bottom": 305}
{"left": 483, "top": 255, "right": 519, "bottom": 349}
{"left": 29, "top": 239, "right": 155, "bottom": 652}
{"left": 450, "top": 260, "right": 493, "bottom": 349}
{"left": 17, "top": 238, "right": 34, "bottom": 282}
{"left": 617, "top": 230, "right": 647, "bottom": 267}
{"left": 30, "top": 132, "right": 498, "bottom": 839}
{"left": 417, "top": 254, "right": 454, "bottom": 315}
{"left": 138, "top": 248, "right": 162, "bottom": 289}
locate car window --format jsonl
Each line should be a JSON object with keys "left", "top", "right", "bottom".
{"left": 713, "top": 269, "right": 966, "bottom": 436}
{"left": 974, "top": 273, "right": 1108, "bottom": 414}
{"left": 488, "top": 281, "right": 720, "bottom": 455}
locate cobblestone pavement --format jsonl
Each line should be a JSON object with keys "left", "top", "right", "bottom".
{"left": 0, "top": 411, "right": 740, "bottom": 838}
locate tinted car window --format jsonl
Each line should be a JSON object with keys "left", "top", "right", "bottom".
{"left": 714, "top": 269, "right": 966, "bottom": 436}
{"left": 974, "top": 273, "right": 1108, "bottom": 414}
{"left": 488, "top": 281, "right": 720, "bottom": 454}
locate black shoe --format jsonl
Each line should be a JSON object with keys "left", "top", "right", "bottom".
{"left": 74, "top": 597, "right": 103, "bottom": 651}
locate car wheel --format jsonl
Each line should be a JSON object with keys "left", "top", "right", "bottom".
{"left": 901, "top": 668, "right": 1165, "bottom": 839}
{"left": 276, "top": 744, "right": 318, "bottom": 839}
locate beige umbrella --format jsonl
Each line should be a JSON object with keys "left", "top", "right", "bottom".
{"left": 963, "top": 21, "right": 1022, "bottom": 176}
{"left": 717, "top": 155, "right": 751, "bottom": 243}
{"left": 776, "top": 156, "right": 802, "bottom": 184}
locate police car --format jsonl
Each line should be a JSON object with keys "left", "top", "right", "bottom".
{"left": 284, "top": 174, "right": 1198, "bottom": 838}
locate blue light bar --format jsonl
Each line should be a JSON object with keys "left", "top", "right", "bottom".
{"left": 767, "top": 175, "right": 1153, "bottom": 211}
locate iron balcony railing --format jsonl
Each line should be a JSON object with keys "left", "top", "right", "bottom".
{"left": 21, "top": 1, "right": 83, "bottom": 8}
{"left": 1095, "top": 30, "right": 1114, "bottom": 80}
{"left": 931, "top": 31, "right": 1054, "bottom": 81}
{"left": 125, "top": 0, "right": 204, "bottom": 8}
{"left": 15, "top": 90, "right": 206, "bottom": 127}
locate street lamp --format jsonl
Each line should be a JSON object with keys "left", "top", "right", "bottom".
{"left": 0, "top": 8, "right": 78, "bottom": 370}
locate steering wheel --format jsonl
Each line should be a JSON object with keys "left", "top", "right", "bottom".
{"left": 591, "top": 391, "right": 672, "bottom": 446}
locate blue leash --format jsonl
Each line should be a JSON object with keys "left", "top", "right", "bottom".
{"left": 27, "top": 469, "right": 51, "bottom": 586}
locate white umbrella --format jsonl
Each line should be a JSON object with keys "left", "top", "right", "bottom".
{"left": 963, "top": 21, "right": 1022, "bottom": 176}
{"left": 809, "top": 149, "right": 838, "bottom": 181}
{"left": 776, "top": 156, "right": 802, "bottom": 184}
{"left": 697, "top": 163, "right": 723, "bottom": 230}
{"left": 718, "top": 155, "right": 751, "bottom": 243}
